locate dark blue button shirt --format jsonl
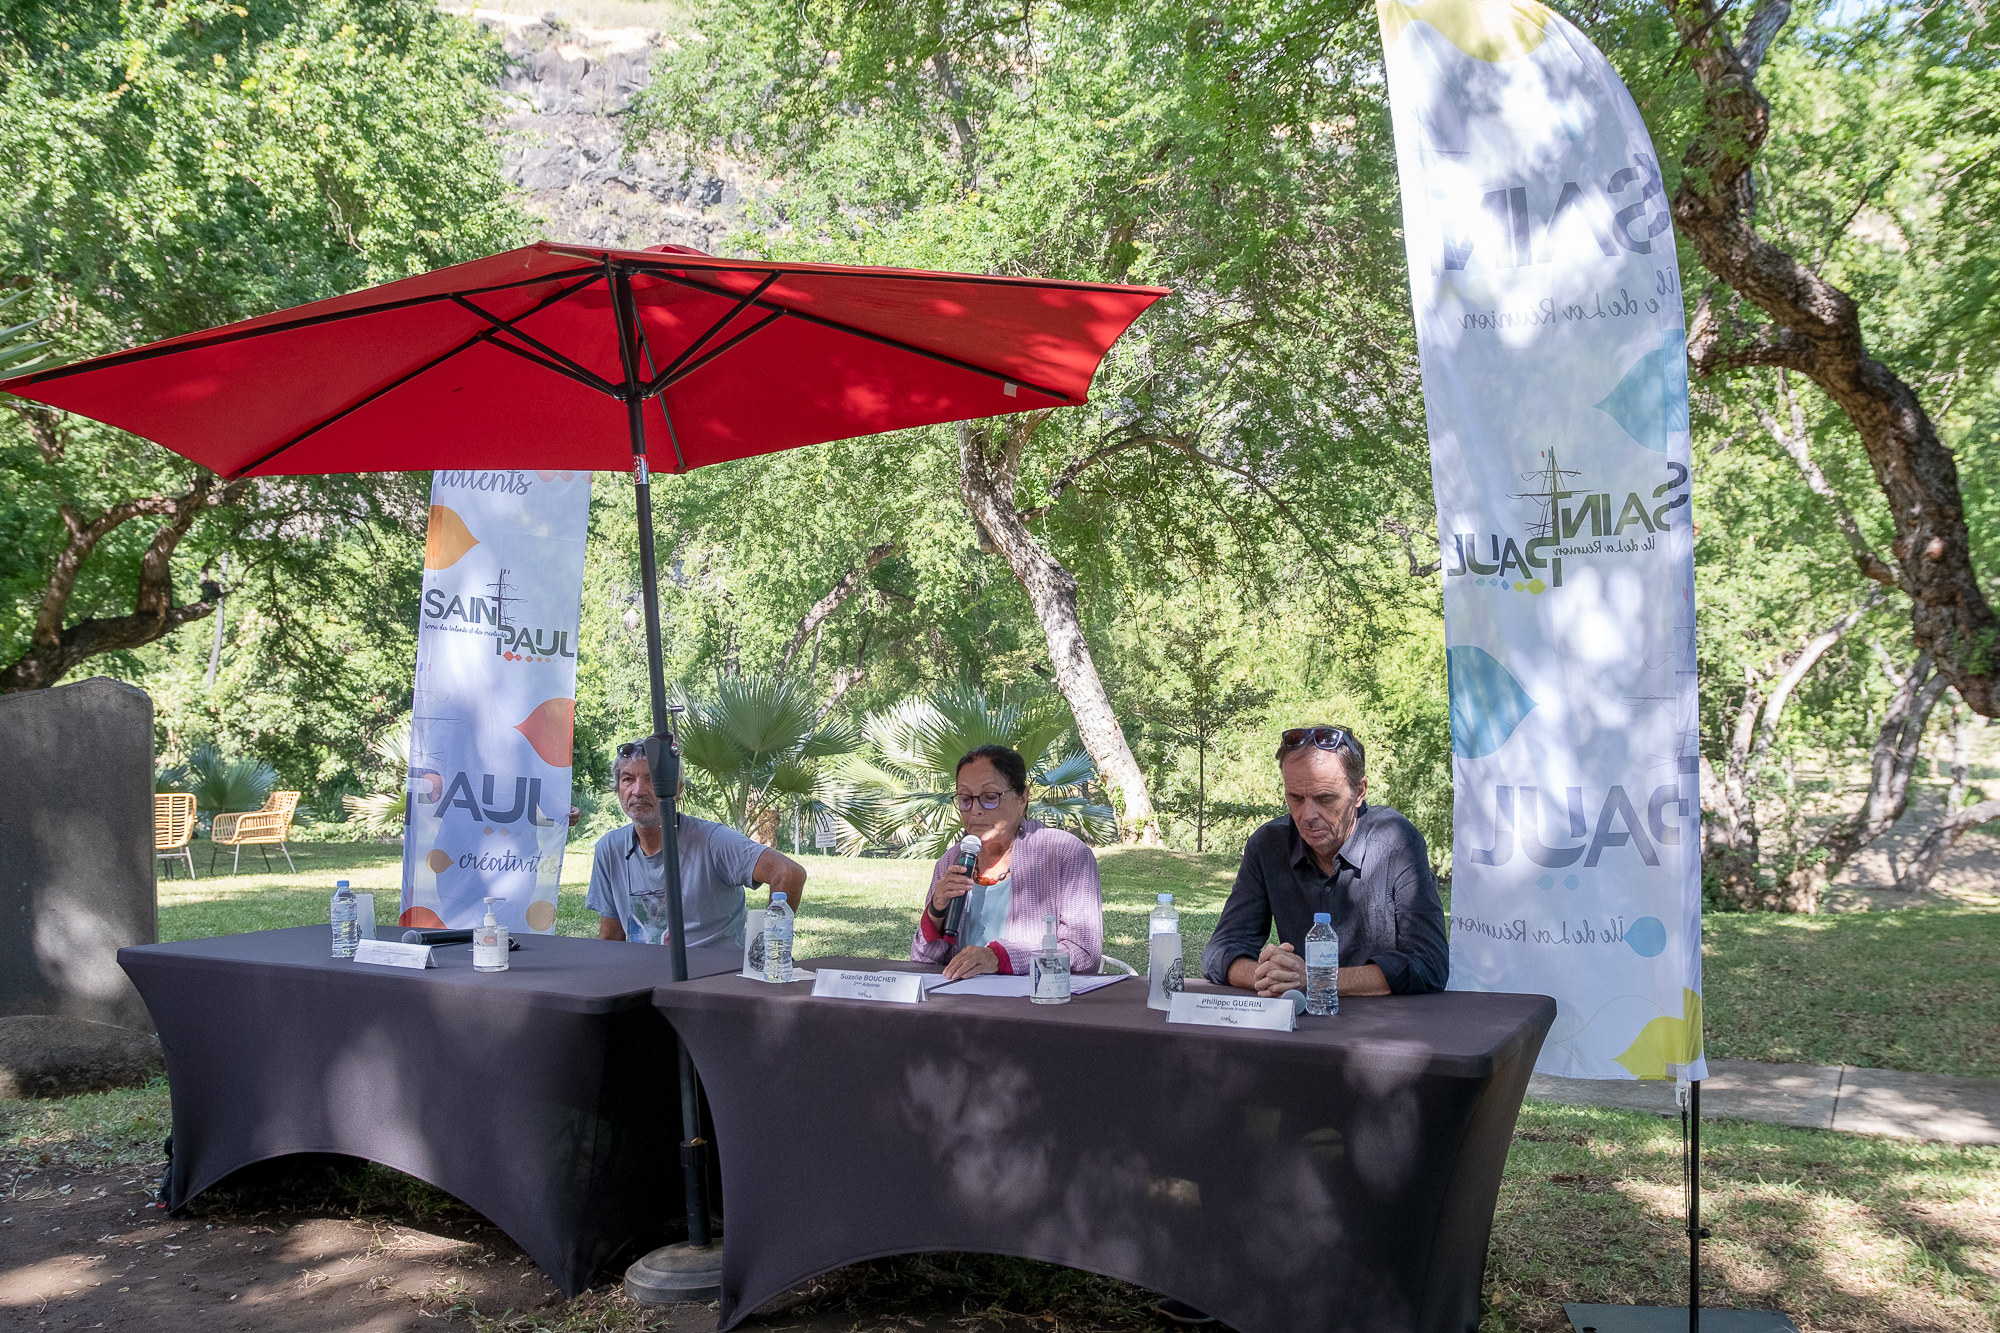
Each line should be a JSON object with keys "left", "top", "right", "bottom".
{"left": 1201, "top": 803, "right": 1448, "bottom": 994}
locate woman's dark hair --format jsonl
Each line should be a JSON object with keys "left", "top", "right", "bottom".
{"left": 956, "top": 744, "right": 1028, "bottom": 793}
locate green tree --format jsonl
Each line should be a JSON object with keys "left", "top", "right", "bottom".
{"left": 842, "top": 683, "right": 1114, "bottom": 858}
{"left": 0, "top": 0, "right": 529, "bottom": 693}
{"left": 674, "top": 674, "right": 860, "bottom": 838}
{"left": 1135, "top": 614, "right": 1274, "bottom": 851}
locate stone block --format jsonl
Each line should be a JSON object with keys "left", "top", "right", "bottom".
{"left": 0, "top": 676, "right": 157, "bottom": 1032}
{"left": 0, "top": 1015, "right": 163, "bottom": 1099}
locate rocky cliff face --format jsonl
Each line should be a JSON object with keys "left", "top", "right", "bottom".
{"left": 459, "top": 7, "right": 762, "bottom": 251}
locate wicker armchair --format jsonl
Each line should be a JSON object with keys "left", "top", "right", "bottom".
{"left": 210, "top": 791, "right": 301, "bottom": 875}
{"left": 155, "top": 792, "right": 198, "bottom": 881}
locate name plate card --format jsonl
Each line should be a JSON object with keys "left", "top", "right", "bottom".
{"left": 1166, "top": 991, "right": 1296, "bottom": 1031}
{"left": 351, "top": 939, "right": 437, "bottom": 970}
{"left": 810, "top": 969, "right": 927, "bottom": 1005}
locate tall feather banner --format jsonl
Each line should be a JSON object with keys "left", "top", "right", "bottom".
{"left": 1379, "top": 0, "right": 1705, "bottom": 1079}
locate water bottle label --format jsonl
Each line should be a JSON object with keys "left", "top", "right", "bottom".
{"left": 474, "top": 942, "right": 505, "bottom": 969}
{"left": 1305, "top": 941, "right": 1337, "bottom": 968}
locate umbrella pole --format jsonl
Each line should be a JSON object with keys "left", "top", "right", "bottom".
{"left": 610, "top": 268, "right": 721, "bottom": 1300}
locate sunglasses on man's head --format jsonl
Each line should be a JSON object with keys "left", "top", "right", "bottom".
{"left": 616, "top": 740, "right": 647, "bottom": 759}
{"left": 1280, "top": 726, "right": 1358, "bottom": 755}
{"left": 955, "top": 791, "right": 1008, "bottom": 811}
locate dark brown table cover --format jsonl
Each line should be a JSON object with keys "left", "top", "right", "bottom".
{"left": 654, "top": 958, "right": 1554, "bottom": 1333}
{"left": 118, "top": 926, "right": 740, "bottom": 1295}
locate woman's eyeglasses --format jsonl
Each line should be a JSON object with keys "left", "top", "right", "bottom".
{"left": 1279, "top": 726, "right": 1358, "bottom": 755}
{"left": 955, "top": 791, "right": 1009, "bottom": 811}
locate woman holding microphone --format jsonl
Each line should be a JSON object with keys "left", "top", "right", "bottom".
{"left": 910, "top": 745, "right": 1105, "bottom": 980}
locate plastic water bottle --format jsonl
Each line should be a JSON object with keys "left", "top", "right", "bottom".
{"left": 762, "top": 892, "right": 794, "bottom": 983}
{"left": 1146, "top": 893, "right": 1183, "bottom": 1011}
{"left": 330, "top": 881, "right": 359, "bottom": 959}
{"left": 1304, "top": 912, "right": 1338, "bottom": 1016}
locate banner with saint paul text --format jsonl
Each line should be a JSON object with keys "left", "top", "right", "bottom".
{"left": 1378, "top": 0, "right": 1705, "bottom": 1079}
{"left": 400, "top": 469, "right": 592, "bottom": 936}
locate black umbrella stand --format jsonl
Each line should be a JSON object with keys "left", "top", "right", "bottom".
{"left": 608, "top": 265, "right": 723, "bottom": 1303}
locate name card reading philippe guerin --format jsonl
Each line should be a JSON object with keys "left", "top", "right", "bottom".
{"left": 1166, "top": 991, "right": 1296, "bottom": 1031}
{"left": 810, "top": 969, "right": 927, "bottom": 1005}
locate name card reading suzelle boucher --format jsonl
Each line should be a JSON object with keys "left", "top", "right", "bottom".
{"left": 1165, "top": 991, "right": 1297, "bottom": 1032}
{"left": 351, "top": 939, "right": 437, "bottom": 970}
{"left": 810, "top": 969, "right": 928, "bottom": 1005}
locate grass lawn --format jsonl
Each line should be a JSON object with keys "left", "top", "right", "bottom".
{"left": 160, "top": 840, "right": 2000, "bottom": 1078}
{"left": 8, "top": 1079, "right": 1996, "bottom": 1331}
{"left": 1700, "top": 908, "right": 2000, "bottom": 1078}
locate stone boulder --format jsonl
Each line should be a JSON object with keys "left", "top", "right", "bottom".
{"left": 0, "top": 1015, "right": 163, "bottom": 1099}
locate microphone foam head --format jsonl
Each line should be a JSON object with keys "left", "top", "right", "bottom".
{"left": 958, "top": 835, "right": 982, "bottom": 853}
{"left": 1282, "top": 988, "right": 1307, "bottom": 1015}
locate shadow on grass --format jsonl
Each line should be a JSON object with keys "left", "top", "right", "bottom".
{"left": 1489, "top": 1101, "right": 2000, "bottom": 1332}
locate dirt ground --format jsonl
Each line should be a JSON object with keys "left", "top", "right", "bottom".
{"left": 0, "top": 1166, "right": 1141, "bottom": 1333}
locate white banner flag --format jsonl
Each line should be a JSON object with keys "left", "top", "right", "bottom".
{"left": 1379, "top": 0, "right": 1704, "bottom": 1079}
{"left": 399, "top": 469, "right": 592, "bottom": 936}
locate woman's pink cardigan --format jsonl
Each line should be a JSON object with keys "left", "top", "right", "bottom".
{"left": 908, "top": 818, "right": 1104, "bottom": 975}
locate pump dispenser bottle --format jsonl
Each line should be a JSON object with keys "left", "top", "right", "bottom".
{"left": 473, "top": 897, "right": 510, "bottom": 972}
{"left": 1030, "top": 913, "right": 1071, "bottom": 1004}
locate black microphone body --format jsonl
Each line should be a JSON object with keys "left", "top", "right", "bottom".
{"left": 942, "top": 835, "right": 980, "bottom": 940}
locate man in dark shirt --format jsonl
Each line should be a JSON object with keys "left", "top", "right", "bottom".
{"left": 1202, "top": 725, "right": 1448, "bottom": 996}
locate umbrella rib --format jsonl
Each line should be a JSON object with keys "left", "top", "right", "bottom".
{"left": 644, "top": 271, "right": 782, "bottom": 394}
{"left": 643, "top": 270, "right": 1075, "bottom": 402}
{"left": 450, "top": 289, "right": 617, "bottom": 395}
{"left": 227, "top": 330, "right": 494, "bottom": 477}
{"left": 654, "top": 310, "right": 785, "bottom": 392}
{"left": 633, "top": 324, "right": 689, "bottom": 473}
{"left": 482, "top": 333, "right": 624, "bottom": 395}
{"left": 12, "top": 266, "right": 604, "bottom": 386}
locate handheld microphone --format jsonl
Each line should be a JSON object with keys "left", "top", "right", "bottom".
{"left": 1281, "top": 989, "right": 1307, "bottom": 1015}
{"left": 942, "top": 834, "right": 980, "bottom": 940}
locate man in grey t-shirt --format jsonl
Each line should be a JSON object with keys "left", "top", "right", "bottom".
{"left": 587, "top": 743, "right": 807, "bottom": 949}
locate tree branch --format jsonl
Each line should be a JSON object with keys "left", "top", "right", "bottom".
{"left": 1, "top": 472, "right": 248, "bottom": 692}
{"left": 777, "top": 541, "right": 900, "bottom": 677}
{"left": 1380, "top": 518, "right": 1442, "bottom": 579}
{"left": 1748, "top": 370, "right": 1897, "bottom": 584}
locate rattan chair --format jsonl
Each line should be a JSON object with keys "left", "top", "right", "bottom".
{"left": 154, "top": 792, "right": 197, "bottom": 881}
{"left": 210, "top": 791, "right": 301, "bottom": 875}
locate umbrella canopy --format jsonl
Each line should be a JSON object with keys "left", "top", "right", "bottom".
{"left": 0, "top": 241, "right": 1166, "bottom": 477}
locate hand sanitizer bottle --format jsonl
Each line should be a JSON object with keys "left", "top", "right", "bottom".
{"left": 762, "top": 892, "right": 794, "bottom": 983}
{"left": 1146, "top": 893, "right": 1183, "bottom": 1011}
{"left": 330, "top": 881, "right": 358, "bottom": 959}
{"left": 1030, "top": 913, "right": 1071, "bottom": 1004}
{"left": 474, "top": 897, "right": 510, "bottom": 972}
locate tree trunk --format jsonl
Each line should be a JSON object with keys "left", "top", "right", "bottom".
{"left": 958, "top": 418, "right": 1160, "bottom": 845}
{"left": 1784, "top": 649, "right": 1948, "bottom": 910}
{"left": 1703, "top": 595, "right": 1878, "bottom": 910}
{"left": 1667, "top": 0, "right": 2000, "bottom": 716}
{"left": 1897, "top": 798, "right": 2000, "bottom": 896}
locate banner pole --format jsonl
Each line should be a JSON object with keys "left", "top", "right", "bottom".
{"left": 1690, "top": 1078, "right": 1702, "bottom": 1332}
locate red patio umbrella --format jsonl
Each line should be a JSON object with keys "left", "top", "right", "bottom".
{"left": 1, "top": 239, "right": 1167, "bottom": 1266}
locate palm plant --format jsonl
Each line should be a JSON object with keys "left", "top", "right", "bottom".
{"left": 841, "top": 683, "right": 1115, "bottom": 859}
{"left": 674, "top": 674, "right": 860, "bottom": 838}
{"left": 341, "top": 718, "right": 413, "bottom": 837}
{"left": 156, "top": 743, "right": 278, "bottom": 830}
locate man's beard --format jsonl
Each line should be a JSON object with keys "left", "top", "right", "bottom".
{"left": 625, "top": 802, "right": 663, "bottom": 829}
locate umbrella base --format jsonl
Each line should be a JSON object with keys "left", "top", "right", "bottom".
{"left": 625, "top": 1240, "right": 723, "bottom": 1304}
